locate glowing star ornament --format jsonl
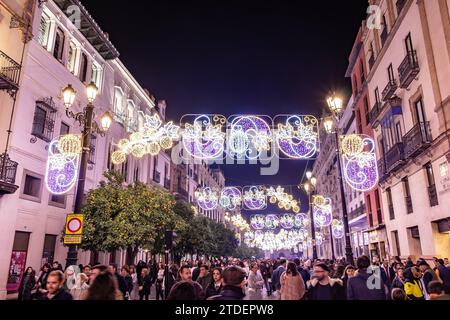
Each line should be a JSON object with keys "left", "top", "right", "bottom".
{"left": 340, "top": 134, "right": 379, "bottom": 192}
{"left": 331, "top": 219, "right": 345, "bottom": 239}
{"left": 181, "top": 115, "right": 226, "bottom": 160}
{"left": 219, "top": 187, "right": 242, "bottom": 211}
{"left": 313, "top": 196, "right": 333, "bottom": 228}
{"left": 227, "top": 115, "right": 273, "bottom": 160}
{"left": 45, "top": 135, "right": 81, "bottom": 195}
{"left": 195, "top": 187, "right": 219, "bottom": 211}
{"left": 274, "top": 115, "right": 319, "bottom": 159}
{"left": 243, "top": 186, "right": 267, "bottom": 210}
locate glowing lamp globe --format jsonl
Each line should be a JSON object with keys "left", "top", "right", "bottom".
{"left": 86, "top": 82, "right": 99, "bottom": 103}
{"left": 62, "top": 84, "right": 76, "bottom": 109}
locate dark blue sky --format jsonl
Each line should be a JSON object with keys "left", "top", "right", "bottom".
{"left": 83, "top": 0, "right": 368, "bottom": 213}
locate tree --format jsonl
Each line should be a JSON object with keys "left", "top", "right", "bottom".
{"left": 233, "top": 244, "right": 265, "bottom": 259}
{"left": 79, "top": 171, "right": 185, "bottom": 262}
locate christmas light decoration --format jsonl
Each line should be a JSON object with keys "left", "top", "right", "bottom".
{"left": 280, "top": 214, "right": 295, "bottom": 229}
{"left": 112, "top": 112, "right": 180, "bottom": 164}
{"left": 195, "top": 187, "right": 219, "bottom": 211}
{"left": 181, "top": 114, "right": 226, "bottom": 160}
{"left": 219, "top": 187, "right": 242, "bottom": 211}
{"left": 227, "top": 115, "right": 272, "bottom": 160}
{"left": 45, "top": 135, "right": 81, "bottom": 195}
{"left": 340, "top": 134, "right": 379, "bottom": 192}
{"left": 294, "top": 213, "right": 310, "bottom": 228}
{"left": 245, "top": 227, "right": 309, "bottom": 251}
{"left": 250, "top": 215, "right": 266, "bottom": 230}
{"left": 315, "top": 232, "right": 324, "bottom": 246}
{"left": 266, "top": 186, "right": 300, "bottom": 212}
{"left": 274, "top": 115, "right": 319, "bottom": 159}
{"left": 265, "top": 214, "right": 280, "bottom": 230}
{"left": 228, "top": 213, "right": 250, "bottom": 232}
{"left": 243, "top": 186, "right": 267, "bottom": 210}
{"left": 331, "top": 219, "right": 345, "bottom": 239}
{"left": 313, "top": 196, "right": 333, "bottom": 228}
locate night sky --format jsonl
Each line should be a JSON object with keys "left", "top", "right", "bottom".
{"left": 83, "top": 0, "right": 368, "bottom": 212}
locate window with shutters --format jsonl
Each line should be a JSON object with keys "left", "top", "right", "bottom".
{"left": 31, "top": 98, "right": 57, "bottom": 142}
{"left": 38, "top": 12, "right": 51, "bottom": 48}
{"left": 67, "top": 42, "right": 79, "bottom": 75}
{"left": 91, "top": 62, "right": 103, "bottom": 91}
{"left": 79, "top": 53, "right": 88, "bottom": 83}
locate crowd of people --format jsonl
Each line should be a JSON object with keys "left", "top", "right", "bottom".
{"left": 16, "top": 255, "right": 450, "bottom": 301}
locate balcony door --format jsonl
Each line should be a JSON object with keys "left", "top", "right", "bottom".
{"left": 413, "top": 98, "right": 426, "bottom": 124}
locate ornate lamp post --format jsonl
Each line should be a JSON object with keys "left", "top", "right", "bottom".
{"left": 325, "top": 93, "right": 354, "bottom": 266}
{"left": 62, "top": 82, "right": 113, "bottom": 268}
{"left": 303, "top": 172, "right": 318, "bottom": 260}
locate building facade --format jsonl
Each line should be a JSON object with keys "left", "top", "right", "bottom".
{"left": 363, "top": 0, "right": 450, "bottom": 260}
{"left": 346, "top": 24, "right": 387, "bottom": 260}
{"left": 0, "top": 0, "right": 224, "bottom": 298}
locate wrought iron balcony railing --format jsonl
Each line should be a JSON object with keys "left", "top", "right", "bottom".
{"left": 0, "top": 153, "right": 19, "bottom": 195}
{"left": 385, "top": 142, "right": 405, "bottom": 173}
{"left": 403, "top": 122, "right": 432, "bottom": 159}
{"left": 0, "top": 50, "right": 21, "bottom": 94}
{"left": 399, "top": 50, "right": 420, "bottom": 88}
{"left": 378, "top": 158, "right": 387, "bottom": 182}
{"left": 382, "top": 80, "right": 398, "bottom": 101}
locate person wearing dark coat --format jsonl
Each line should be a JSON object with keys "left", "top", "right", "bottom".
{"left": 380, "top": 259, "right": 396, "bottom": 290}
{"left": 38, "top": 270, "right": 73, "bottom": 301}
{"left": 307, "top": 263, "right": 346, "bottom": 301}
{"left": 436, "top": 259, "right": 450, "bottom": 294}
{"left": 18, "top": 267, "right": 36, "bottom": 301}
{"left": 208, "top": 266, "right": 246, "bottom": 301}
{"left": 108, "top": 264, "right": 128, "bottom": 298}
{"left": 205, "top": 268, "right": 223, "bottom": 299}
{"left": 139, "top": 268, "right": 152, "bottom": 300}
{"left": 347, "top": 256, "right": 387, "bottom": 300}
{"left": 271, "top": 259, "right": 286, "bottom": 293}
{"left": 192, "top": 262, "right": 202, "bottom": 282}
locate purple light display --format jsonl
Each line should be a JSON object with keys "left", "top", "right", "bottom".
{"left": 220, "top": 187, "right": 242, "bottom": 211}
{"left": 243, "top": 186, "right": 267, "bottom": 211}
{"left": 275, "top": 115, "right": 319, "bottom": 159}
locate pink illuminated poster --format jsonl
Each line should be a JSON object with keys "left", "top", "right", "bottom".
{"left": 6, "top": 251, "right": 27, "bottom": 292}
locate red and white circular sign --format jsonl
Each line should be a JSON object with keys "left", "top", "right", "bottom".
{"left": 67, "top": 218, "right": 82, "bottom": 233}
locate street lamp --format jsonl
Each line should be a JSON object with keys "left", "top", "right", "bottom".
{"left": 325, "top": 93, "right": 354, "bottom": 266}
{"left": 62, "top": 82, "right": 112, "bottom": 268}
{"left": 302, "top": 175, "right": 318, "bottom": 261}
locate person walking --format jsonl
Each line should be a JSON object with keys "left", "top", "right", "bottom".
{"left": 247, "top": 263, "right": 264, "bottom": 300}
{"left": 129, "top": 265, "right": 140, "bottom": 300}
{"left": 108, "top": 263, "right": 128, "bottom": 299}
{"left": 436, "top": 259, "right": 450, "bottom": 294}
{"left": 306, "top": 263, "right": 345, "bottom": 300}
{"left": 155, "top": 263, "right": 165, "bottom": 300}
{"left": 167, "top": 281, "right": 201, "bottom": 300}
{"left": 417, "top": 260, "right": 439, "bottom": 296}
{"left": 38, "top": 271, "right": 73, "bottom": 300}
{"left": 178, "top": 265, "right": 205, "bottom": 299}
{"left": 403, "top": 267, "right": 425, "bottom": 300}
{"left": 341, "top": 265, "right": 355, "bottom": 293}
{"left": 280, "top": 262, "right": 305, "bottom": 300}
{"left": 347, "top": 256, "right": 387, "bottom": 300}
{"left": 271, "top": 259, "right": 286, "bottom": 298}
{"left": 205, "top": 268, "right": 223, "bottom": 299}
{"left": 197, "top": 265, "right": 213, "bottom": 292}
{"left": 294, "top": 259, "right": 311, "bottom": 287}
{"left": 84, "top": 271, "right": 123, "bottom": 300}
{"left": 138, "top": 268, "right": 152, "bottom": 300}
{"left": 391, "top": 265, "right": 406, "bottom": 291}
{"left": 120, "top": 265, "right": 133, "bottom": 300}
{"left": 35, "top": 264, "right": 51, "bottom": 300}
{"left": 18, "top": 267, "right": 36, "bottom": 301}
{"left": 208, "top": 266, "right": 246, "bottom": 301}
